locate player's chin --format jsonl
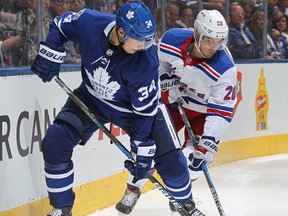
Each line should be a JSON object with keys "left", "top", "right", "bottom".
{"left": 205, "top": 51, "right": 216, "bottom": 58}
{"left": 130, "top": 50, "right": 138, "bottom": 54}
{"left": 124, "top": 49, "right": 137, "bottom": 54}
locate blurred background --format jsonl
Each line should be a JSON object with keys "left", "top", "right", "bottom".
{"left": 1, "top": 0, "right": 288, "bottom": 68}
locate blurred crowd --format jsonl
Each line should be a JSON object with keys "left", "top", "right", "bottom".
{"left": 1, "top": 0, "right": 288, "bottom": 67}
{"left": 0, "top": 0, "right": 85, "bottom": 67}
{"left": 228, "top": 0, "right": 288, "bottom": 59}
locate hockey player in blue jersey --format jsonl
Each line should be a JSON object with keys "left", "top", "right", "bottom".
{"left": 31, "top": 1, "right": 197, "bottom": 216}
{"left": 116, "top": 9, "right": 237, "bottom": 215}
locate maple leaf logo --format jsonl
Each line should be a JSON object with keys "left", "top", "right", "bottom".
{"left": 85, "top": 67, "right": 120, "bottom": 100}
{"left": 126, "top": 10, "right": 134, "bottom": 20}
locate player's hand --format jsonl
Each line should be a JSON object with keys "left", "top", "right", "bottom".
{"left": 189, "top": 136, "right": 219, "bottom": 171}
{"left": 125, "top": 140, "right": 156, "bottom": 179}
{"left": 31, "top": 41, "right": 66, "bottom": 82}
{"left": 168, "top": 88, "right": 187, "bottom": 108}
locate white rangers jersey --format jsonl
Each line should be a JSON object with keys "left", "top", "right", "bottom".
{"left": 158, "top": 28, "right": 237, "bottom": 140}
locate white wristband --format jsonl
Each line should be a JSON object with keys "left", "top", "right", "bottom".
{"left": 38, "top": 43, "right": 66, "bottom": 63}
{"left": 137, "top": 145, "right": 156, "bottom": 157}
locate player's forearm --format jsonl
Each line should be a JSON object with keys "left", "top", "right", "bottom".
{"left": 203, "top": 115, "right": 230, "bottom": 141}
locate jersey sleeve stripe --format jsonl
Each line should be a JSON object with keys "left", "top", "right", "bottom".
{"left": 133, "top": 104, "right": 158, "bottom": 116}
{"left": 207, "top": 103, "right": 234, "bottom": 122}
{"left": 132, "top": 93, "right": 159, "bottom": 112}
{"left": 206, "top": 109, "right": 233, "bottom": 122}
{"left": 208, "top": 103, "right": 234, "bottom": 112}
{"left": 159, "top": 42, "right": 182, "bottom": 59}
{"left": 200, "top": 62, "right": 221, "bottom": 78}
{"left": 54, "top": 18, "right": 68, "bottom": 38}
{"left": 194, "top": 64, "right": 219, "bottom": 81}
{"left": 207, "top": 113, "right": 232, "bottom": 122}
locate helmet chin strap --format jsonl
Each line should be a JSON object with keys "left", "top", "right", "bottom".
{"left": 116, "top": 28, "right": 125, "bottom": 50}
{"left": 194, "top": 35, "right": 207, "bottom": 58}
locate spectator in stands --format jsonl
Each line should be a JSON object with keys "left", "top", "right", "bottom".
{"left": 69, "top": 0, "right": 85, "bottom": 12}
{"left": 175, "top": 4, "right": 194, "bottom": 28}
{"left": 85, "top": 0, "right": 108, "bottom": 13}
{"left": 271, "top": 28, "right": 288, "bottom": 58}
{"left": 256, "top": 0, "right": 280, "bottom": 25}
{"left": 203, "top": 0, "right": 226, "bottom": 12}
{"left": 113, "top": 0, "right": 147, "bottom": 14}
{"left": 48, "top": 0, "right": 71, "bottom": 18}
{"left": 272, "top": 11, "right": 288, "bottom": 40}
{"left": 142, "top": 0, "right": 157, "bottom": 15}
{"left": 228, "top": 2, "right": 257, "bottom": 58}
{"left": 269, "top": 0, "right": 281, "bottom": 17}
{"left": 0, "top": 0, "right": 50, "bottom": 66}
{"left": 248, "top": 10, "right": 282, "bottom": 58}
{"left": 278, "top": 0, "right": 288, "bottom": 16}
{"left": 0, "top": 35, "right": 22, "bottom": 67}
{"left": 0, "top": 5, "right": 23, "bottom": 66}
{"left": 165, "top": 1, "right": 181, "bottom": 30}
{"left": 238, "top": 0, "right": 256, "bottom": 25}
{"left": 271, "top": 11, "right": 288, "bottom": 57}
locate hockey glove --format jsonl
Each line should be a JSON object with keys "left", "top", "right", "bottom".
{"left": 31, "top": 41, "right": 66, "bottom": 82}
{"left": 124, "top": 140, "right": 156, "bottom": 180}
{"left": 189, "top": 136, "right": 219, "bottom": 171}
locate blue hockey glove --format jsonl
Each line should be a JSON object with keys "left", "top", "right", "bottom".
{"left": 189, "top": 136, "right": 219, "bottom": 171}
{"left": 124, "top": 140, "right": 156, "bottom": 180}
{"left": 31, "top": 41, "right": 66, "bottom": 82}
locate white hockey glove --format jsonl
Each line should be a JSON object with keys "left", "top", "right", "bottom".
{"left": 189, "top": 136, "right": 219, "bottom": 171}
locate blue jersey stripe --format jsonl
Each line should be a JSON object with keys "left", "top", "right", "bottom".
{"left": 194, "top": 64, "right": 218, "bottom": 81}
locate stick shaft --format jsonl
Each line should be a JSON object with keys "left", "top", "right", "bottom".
{"left": 177, "top": 100, "right": 226, "bottom": 216}
{"left": 54, "top": 77, "right": 190, "bottom": 216}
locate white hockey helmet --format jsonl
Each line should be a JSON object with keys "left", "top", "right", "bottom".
{"left": 194, "top": 9, "right": 228, "bottom": 44}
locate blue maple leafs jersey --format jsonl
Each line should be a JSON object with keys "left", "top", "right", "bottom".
{"left": 46, "top": 9, "right": 160, "bottom": 141}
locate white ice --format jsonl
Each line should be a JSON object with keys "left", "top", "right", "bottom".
{"left": 88, "top": 153, "right": 288, "bottom": 216}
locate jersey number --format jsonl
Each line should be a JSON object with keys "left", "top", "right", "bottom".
{"left": 145, "top": 20, "right": 153, "bottom": 28}
{"left": 138, "top": 80, "right": 156, "bottom": 101}
{"left": 63, "top": 15, "right": 73, "bottom": 23}
{"left": 224, "top": 85, "right": 236, "bottom": 100}
{"left": 216, "top": 21, "right": 224, "bottom": 26}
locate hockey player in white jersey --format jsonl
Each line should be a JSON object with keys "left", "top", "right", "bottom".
{"left": 116, "top": 9, "right": 237, "bottom": 214}
{"left": 31, "top": 1, "right": 198, "bottom": 216}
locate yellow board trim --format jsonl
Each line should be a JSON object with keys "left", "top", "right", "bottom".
{"left": 1, "top": 134, "right": 287, "bottom": 216}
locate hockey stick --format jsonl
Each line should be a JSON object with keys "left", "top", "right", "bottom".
{"left": 53, "top": 76, "right": 191, "bottom": 216}
{"left": 177, "top": 98, "right": 226, "bottom": 216}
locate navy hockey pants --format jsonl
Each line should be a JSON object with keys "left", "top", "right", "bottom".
{"left": 42, "top": 88, "right": 192, "bottom": 208}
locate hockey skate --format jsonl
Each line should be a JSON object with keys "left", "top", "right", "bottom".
{"left": 169, "top": 200, "right": 206, "bottom": 216}
{"left": 47, "top": 207, "right": 72, "bottom": 216}
{"left": 116, "top": 183, "right": 141, "bottom": 215}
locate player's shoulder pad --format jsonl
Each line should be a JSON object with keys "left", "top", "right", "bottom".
{"left": 160, "top": 28, "right": 194, "bottom": 49}
{"left": 79, "top": 8, "right": 115, "bottom": 20}
{"left": 144, "top": 44, "right": 159, "bottom": 67}
{"left": 133, "top": 44, "right": 159, "bottom": 75}
{"left": 206, "top": 46, "right": 236, "bottom": 76}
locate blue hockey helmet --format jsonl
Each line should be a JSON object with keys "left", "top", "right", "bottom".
{"left": 116, "top": 1, "right": 156, "bottom": 49}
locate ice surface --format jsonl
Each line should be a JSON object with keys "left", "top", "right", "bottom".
{"left": 88, "top": 154, "right": 288, "bottom": 216}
